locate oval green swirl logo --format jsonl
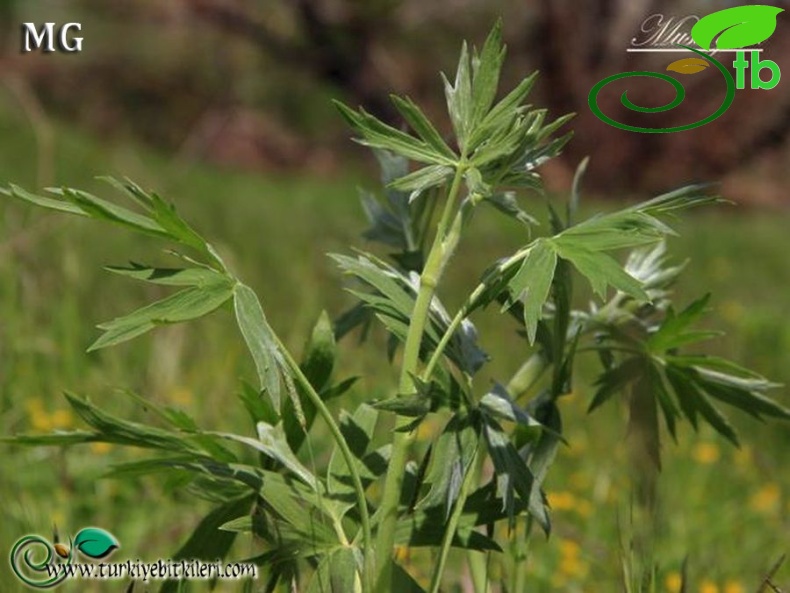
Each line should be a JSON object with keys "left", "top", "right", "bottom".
{"left": 589, "top": 5, "right": 783, "bottom": 133}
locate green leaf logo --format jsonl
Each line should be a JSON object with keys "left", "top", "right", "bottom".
{"left": 73, "top": 528, "right": 119, "bottom": 559}
{"left": 691, "top": 5, "right": 784, "bottom": 50}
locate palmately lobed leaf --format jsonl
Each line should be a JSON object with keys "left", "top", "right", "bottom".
{"left": 552, "top": 242, "right": 649, "bottom": 301}
{"left": 483, "top": 416, "right": 549, "bottom": 533}
{"left": 233, "top": 283, "right": 295, "bottom": 412}
{"left": 504, "top": 240, "right": 557, "bottom": 344}
{"left": 334, "top": 101, "right": 455, "bottom": 166}
{"left": 471, "top": 19, "right": 507, "bottom": 124}
{"left": 465, "top": 74, "right": 537, "bottom": 153}
{"left": 104, "top": 263, "right": 227, "bottom": 287}
{"left": 418, "top": 414, "right": 479, "bottom": 519}
{"left": 209, "top": 422, "right": 320, "bottom": 491}
{"left": 327, "top": 404, "right": 380, "bottom": 516}
{"left": 389, "top": 94, "right": 456, "bottom": 161}
{"left": 483, "top": 191, "right": 540, "bottom": 227}
{"left": 665, "top": 365, "right": 740, "bottom": 445}
{"left": 89, "top": 277, "right": 235, "bottom": 351}
{"left": 479, "top": 384, "right": 544, "bottom": 430}
{"left": 588, "top": 357, "right": 642, "bottom": 413}
{"left": 306, "top": 546, "right": 361, "bottom": 593}
{"left": 388, "top": 164, "right": 453, "bottom": 203}
{"left": 623, "top": 241, "right": 686, "bottom": 304}
{"left": 442, "top": 40, "right": 473, "bottom": 150}
{"left": 300, "top": 310, "right": 336, "bottom": 392}
{"left": 647, "top": 294, "right": 716, "bottom": 352}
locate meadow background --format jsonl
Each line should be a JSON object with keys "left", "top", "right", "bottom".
{"left": 1, "top": 1, "right": 789, "bottom": 591}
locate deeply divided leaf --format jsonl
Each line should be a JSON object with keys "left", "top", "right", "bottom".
{"left": 89, "top": 278, "right": 235, "bottom": 351}
{"left": 505, "top": 241, "right": 557, "bottom": 344}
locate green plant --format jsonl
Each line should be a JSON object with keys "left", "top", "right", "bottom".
{"left": 3, "top": 22, "right": 787, "bottom": 593}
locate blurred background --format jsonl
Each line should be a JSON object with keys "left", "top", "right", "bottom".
{"left": 1, "top": 1, "right": 789, "bottom": 591}
{"left": 2, "top": 0, "right": 790, "bottom": 202}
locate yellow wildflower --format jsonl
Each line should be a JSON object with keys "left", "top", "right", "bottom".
{"left": 699, "top": 580, "right": 719, "bottom": 593}
{"left": 547, "top": 491, "right": 576, "bottom": 512}
{"left": 559, "top": 538, "right": 580, "bottom": 558}
{"left": 723, "top": 580, "right": 745, "bottom": 593}
{"left": 30, "top": 413, "right": 53, "bottom": 432}
{"left": 26, "top": 397, "right": 51, "bottom": 431}
{"left": 90, "top": 442, "right": 113, "bottom": 455}
{"left": 559, "top": 555, "right": 588, "bottom": 579}
{"left": 749, "top": 483, "right": 781, "bottom": 514}
{"left": 692, "top": 442, "right": 720, "bottom": 465}
{"left": 664, "top": 571, "right": 682, "bottom": 592}
{"left": 50, "top": 409, "right": 73, "bottom": 428}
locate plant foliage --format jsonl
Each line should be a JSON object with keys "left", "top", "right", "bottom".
{"left": 2, "top": 20, "right": 786, "bottom": 593}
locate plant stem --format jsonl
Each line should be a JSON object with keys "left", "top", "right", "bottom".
{"left": 274, "top": 335, "right": 373, "bottom": 593}
{"left": 627, "top": 363, "right": 660, "bottom": 593}
{"left": 421, "top": 282, "right": 486, "bottom": 382}
{"left": 420, "top": 243, "right": 537, "bottom": 384}
{"left": 467, "top": 551, "right": 489, "bottom": 593}
{"left": 506, "top": 352, "right": 549, "bottom": 400}
{"left": 375, "top": 162, "right": 467, "bottom": 590}
{"left": 466, "top": 447, "right": 492, "bottom": 593}
{"left": 420, "top": 244, "right": 542, "bottom": 386}
{"left": 428, "top": 444, "right": 480, "bottom": 593}
{"left": 511, "top": 515, "right": 533, "bottom": 593}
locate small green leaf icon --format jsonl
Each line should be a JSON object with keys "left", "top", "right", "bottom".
{"left": 667, "top": 57, "right": 710, "bottom": 74}
{"left": 73, "top": 528, "right": 119, "bottom": 559}
{"left": 691, "top": 5, "right": 784, "bottom": 50}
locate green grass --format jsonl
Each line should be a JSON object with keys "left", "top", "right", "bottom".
{"left": 1, "top": 91, "right": 789, "bottom": 592}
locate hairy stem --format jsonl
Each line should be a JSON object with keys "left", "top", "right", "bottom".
{"left": 375, "top": 162, "right": 467, "bottom": 590}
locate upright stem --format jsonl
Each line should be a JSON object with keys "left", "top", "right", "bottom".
{"left": 428, "top": 444, "right": 480, "bottom": 593}
{"left": 511, "top": 515, "right": 533, "bottom": 593}
{"left": 374, "top": 162, "right": 467, "bottom": 590}
{"left": 467, "top": 550, "right": 490, "bottom": 593}
{"left": 626, "top": 365, "right": 661, "bottom": 593}
{"left": 420, "top": 244, "right": 544, "bottom": 388}
{"left": 421, "top": 282, "right": 485, "bottom": 382}
{"left": 466, "top": 446, "right": 492, "bottom": 593}
{"left": 274, "top": 335, "right": 373, "bottom": 593}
